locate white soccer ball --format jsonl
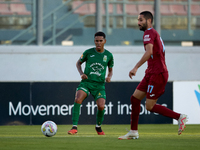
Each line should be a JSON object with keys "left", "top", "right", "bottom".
{"left": 41, "top": 121, "right": 57, "bottom": 137}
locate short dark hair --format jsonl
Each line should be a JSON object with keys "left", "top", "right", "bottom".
{"left": 94, "top": 31, "right": 106, "bottom": 39}
{"left": 140, "top": 11, "right": 153, "bottom": 24}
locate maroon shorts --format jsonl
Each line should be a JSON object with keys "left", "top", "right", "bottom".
{"left": 136, "top": 72, "right": 168, "bottom": 99}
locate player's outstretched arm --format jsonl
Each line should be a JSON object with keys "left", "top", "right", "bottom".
{"left": 106, "top": 67, "right": 113, "bottom": 83}
{"left": 76, "top": 59, "right": 88, "bottom": 80}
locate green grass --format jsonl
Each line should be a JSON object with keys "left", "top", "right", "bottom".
{"left": 0, "top": 124, "right": 199, "bottom": 150}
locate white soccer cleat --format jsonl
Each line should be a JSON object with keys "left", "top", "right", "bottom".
{"left": 178, "top": 114, "right": 188, "bottom": 135}
{"left": 118, "top": 131, "right": 139, "bottom": 140}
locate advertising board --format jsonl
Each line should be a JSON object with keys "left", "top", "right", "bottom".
{"left": 173, "top": 81, "right": 200, "bottom": 124}
{"left": 0, "top": 82, "right": 173, "bottom": 125}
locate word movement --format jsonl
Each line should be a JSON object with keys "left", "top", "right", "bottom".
{"left": 9, "top": 101, "right": 168, "bottom": 116}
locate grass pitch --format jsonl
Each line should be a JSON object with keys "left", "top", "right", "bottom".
{"left": 0, "top": 124, "right": 199, "bottom": 150}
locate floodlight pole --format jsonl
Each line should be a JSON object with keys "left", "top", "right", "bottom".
{"left": 154, "top": 0, "right": 161, "bottom": 35}
{"left": 96, "top": 0, "right": 102, "bottom": 32}
{"left": 36, "top": 0, "right": 43, "bottom": 45}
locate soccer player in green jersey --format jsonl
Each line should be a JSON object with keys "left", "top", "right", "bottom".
{"left": 68, "top": 31, "right": 114, "bottom": 135}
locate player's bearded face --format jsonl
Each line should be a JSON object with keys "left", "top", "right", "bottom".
{"left": 94, "top": 36, "right": 106, "bottom": 52}
{"left": 138, "top": 15, "right": 147, "bottom": 31}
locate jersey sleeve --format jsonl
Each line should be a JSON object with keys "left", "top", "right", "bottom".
{"left": 108, "top": 53, "right": 114, "bottom": 68}
{"left": 143, "top": 30, "right": 155, "bottom": 45}
{"left": 79, "top": 50, "right": 88, "bottom": 62}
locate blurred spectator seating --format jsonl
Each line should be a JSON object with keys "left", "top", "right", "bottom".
{"left": 72, "top": 1, "right": 123, "bottom": 15}
{"left": 169, "top": 5, "right": 187, "bottom": 15}
{"left": 10, "top": 0, "right": 31, "bottom": 15}
{"left": 0, "top": 3, "right": 13, "bottom": 15}
{"left": 115, "top": 4, "right": 123, "bottom": 14}
{"left": 72, "top": 1, "right": 200, "bottom": 17}
{"left": 0, "top": 0, "right": 31, "bottom": 15}
{"left": 88, "top": 3, "right": 98, "bottom": 14}
{"left": 138, "top": 5, "right": 154, "bottom": 14}
{"left": 126, "top": 4, "right": 138, "bottom": 15}
{"left": 160, "top": 5, "right": 174, "bottom": 15}
{"left": 72, "top": 1, "right": 91, "bottom": 15}
{"left": 185, "top": 5, "right": 200, "bottom": 16}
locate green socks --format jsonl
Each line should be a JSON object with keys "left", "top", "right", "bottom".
{"left": 72, "top": 103, "right": 105, "bottom": 126}
{"left": 72, "top": 102, "right": 81, "bottom": 125}
{"left": 96, "top": 109, "right": 105, "bottom": 126}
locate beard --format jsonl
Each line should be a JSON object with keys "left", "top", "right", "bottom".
{"left": 139, "top": 21, "right": 148, "bottom": 31}
{"left": 139, "top": 26, "right": 146, "bottom": 31}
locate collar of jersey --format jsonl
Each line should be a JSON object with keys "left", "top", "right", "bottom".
{"left": 94, "top": 48, "right": 105, "bottom": 54}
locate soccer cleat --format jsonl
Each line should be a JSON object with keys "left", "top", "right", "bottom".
{"left": 95, "top": 126, "right": 105, "bottom": 135}
{"left": 118, "top": 131, "right": 139, "bottom": 140}
{"left": 178, "top": 114, "right": 188, "bottom": 135}
{"left": 68, "top": 126, "right": 78, "bottom": 135}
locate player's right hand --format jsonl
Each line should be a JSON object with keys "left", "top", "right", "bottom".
{"left": 129, "top": 68, "right": 137, "bottom": 79}
{"left": 81, "top": 74, "right": 88, "bottom": 80}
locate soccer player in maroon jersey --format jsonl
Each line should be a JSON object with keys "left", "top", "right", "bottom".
{"left": 118, "top": 11, "right": 188, "bottom": 140}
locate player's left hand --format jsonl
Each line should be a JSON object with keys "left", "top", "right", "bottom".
{"left": 105, "top": 77, "right": 111, "bottom": 83}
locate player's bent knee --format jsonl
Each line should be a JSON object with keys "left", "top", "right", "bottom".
{"left": 145, "top": 98, "right": 157, "bottom": 111}
{"left": 96, "top": 98, "right": 105, "bottom": 110}
{"left": 145, "top": 103, "right": 154, "bottom": 111}
{"left": 97, "top": 104, "right": 105, "bottom": 111}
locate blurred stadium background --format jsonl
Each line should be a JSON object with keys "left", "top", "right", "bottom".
{"left": 0, "top": 0, "right": 200, "bottom": 126}
{"left": 0, "top": 0, "right": 200, "bottom": 46}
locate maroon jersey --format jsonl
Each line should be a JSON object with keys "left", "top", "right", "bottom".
{"left": 143, "top": 28, "right": 168, "bottom": 74}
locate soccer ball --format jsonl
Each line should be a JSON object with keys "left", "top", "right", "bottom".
{"left": 41, "top": 121, "right": 57, "bottom": 137}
